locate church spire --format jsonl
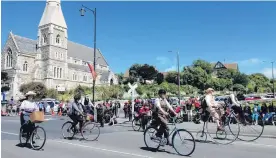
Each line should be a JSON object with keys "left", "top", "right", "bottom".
{"left": 39, "top": 0, "right": 67, "bottom": 28}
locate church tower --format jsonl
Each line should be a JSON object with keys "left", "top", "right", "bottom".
{"left": 37, "top": 0, "right": 68, "bottom": 89}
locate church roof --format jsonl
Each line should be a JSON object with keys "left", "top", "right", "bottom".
{"left": 11, "top": 33, "right": 108, "bottom": 66}
{"left": 13, "top": 35, "right": 38, "bottom": 55}
{"left": 67, "top": 63, "right": 111, "bottom": 82}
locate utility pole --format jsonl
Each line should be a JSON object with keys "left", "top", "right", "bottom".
{"left": 169, "top": 50, "right": 181, "bottom": 105}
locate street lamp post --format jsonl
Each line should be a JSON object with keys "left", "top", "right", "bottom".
{"left": 272, "top": 62, "right": 275, "bottom": 98}
{"left": 169, "top": 51, "right": 181, "bottom": 105}
{"left": 80, "top": 5, "right": 97, "bottom": 121}
{"left": 263, "top": 61, "right": 275, "bottom": 98}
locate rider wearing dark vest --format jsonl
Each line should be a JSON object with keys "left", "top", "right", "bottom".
{"left": 153, "top": 89, "right": 177, "bottom": 145}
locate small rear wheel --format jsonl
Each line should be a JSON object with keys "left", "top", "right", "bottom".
{"left": 132, "top": 119, "right": 141, "bottom": 131}
{"left": 19, "top": 125, "right": 28, "bottom": 146}
{"left": 61, "top": 121, "right": 76, "bottom": 139}
{"left": 196, "top": 130, "right": 207, "bottom": 142}
{"left": 144, "top": 127, "right": 160, "bottom": 150}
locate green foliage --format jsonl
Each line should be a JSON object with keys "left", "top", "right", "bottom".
{"left": 46, "top": 89, "right": 58, "bottom": 99}
{"left": 165, "top": 71, "right": 178, "bottom": 84}
{"left": 216, "top": 69, "right": 237, "bottom": 79}
{"left": 116, "top": 73, "right": 124, "bottom": 85}
{"left": 1, "top": 71, "right": 10, "bottom": 92}
{"left": 138, "top": 64, "right": 158, "bottom": 81}
{"left": 19, "top": 82, "right": 47, "bottom": 100}
{"left": 192, "top": 59, "right": 213, "bottom": 74}
{"left": 233, "top": 72, "right": 249, "bottom": 87}
{"left": 232, "top": 84, "right": 246, "bottom": 93}
{"left": 1, "top": 86, "right": 10, "bottom": 92}
{"left": 156, "top": 73, "right": 164, "bottom": 85}
{"left": 1, "top": 71, "right": 9, "bottom": 81}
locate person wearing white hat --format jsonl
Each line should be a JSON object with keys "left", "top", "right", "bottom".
{"left": 205, "top": 88, "right": 225, "bottom": 131}
{"left": 20, "top": 91, "right": 39, "bottom": 127}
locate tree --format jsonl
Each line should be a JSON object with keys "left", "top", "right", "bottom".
{"left": 46, "top": 89, "right": 59, "bottom": 99}
{"left": 129, "top": 64, "right": 142, "bottom": 78}
{"left": 216, "top": 69, "right": 237, "bottom": 79}
{"left": 138, "top": 64, "right": 158, "bottom": 81}
{"left": 74, "top": 85, "right": 85, "bottom": 95}
{"left": 248, "top": 73, "right": 271, "bottom": 92}
{"left": 1, "top": 86, "right": 10, "bottom": 92}
{"left": 116, "top": 73, "right": 124, "bottom": 85}
{"left": 183, "top": 67, "right": 209, "bottom": 90}
{"left": 233, "top": 72, "right": 249, "bottom": 87}
{"left": 165, "top": 71, "right": 178, "bottom": 84}
{"left": 1, "top": 71, "right": 10, "bottom": 93}
{"left": 232, "top": 84, "right": 246, "bottom": 93}
{"left": 19, "top": 82, "right": 47, "bottom": 100}
{"left": 156, "top": 73, "right": 164, "bottom": 85}
{"left": 1, "top": 71, "right": 9, "bottom": 82}
{"left": 192, "top": 59, "right": 213, "bottom": 74}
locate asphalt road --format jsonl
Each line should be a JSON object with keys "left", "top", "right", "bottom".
{"left": 1, "top": 115, "right": 276, "bottom": 158}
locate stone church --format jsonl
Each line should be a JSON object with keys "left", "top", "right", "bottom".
{"left": 1, "top": 0, "right": 118, "bottom": 100}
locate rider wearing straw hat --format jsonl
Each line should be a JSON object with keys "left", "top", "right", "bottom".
{"left": 205, "top": 88, "right": 225, "bottom": 131}
{"left": 20, "top": 91, "right": 39, "bottom": 126}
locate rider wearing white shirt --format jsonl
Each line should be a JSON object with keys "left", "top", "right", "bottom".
{"left": 226, "top": 93, "right": 246, "bottom": 124}
{"left": 20, "top": 91, "right": 39, "bottom": 126}
{"left": 153, "top": 89, "right": 177, "bottom": 145}
{"left": 205, "top": 88, "right": 225, "bottom": 131}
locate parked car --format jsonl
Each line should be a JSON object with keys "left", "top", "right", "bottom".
{"left": 245, "top": 96, "right": 262, "bottom": 101}
{"left": 1, "top": 110, "right": 7, "bottom": 116}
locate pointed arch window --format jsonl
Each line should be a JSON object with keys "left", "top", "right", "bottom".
{"left": 23, "top": 61, "right": 28, "bottom": 72}
{"left": 56, "top": 34, "right": 60, "bottom": 44}
{"left": 43, "top": 34, "right": 48, "bottom": 44}
{"left": 6, "top": 48, "right": 13, "bottom": 68}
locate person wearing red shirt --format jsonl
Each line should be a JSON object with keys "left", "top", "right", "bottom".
{"left": 139, "top": 103, "right": 151, "bottom": 130}
{"left": 194, "top": 100, "right": 201, "bottom": 112}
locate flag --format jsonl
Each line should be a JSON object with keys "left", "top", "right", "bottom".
{"left": 88, "top": 63, "right": 97, "bottom": 80}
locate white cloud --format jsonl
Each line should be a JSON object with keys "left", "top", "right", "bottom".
{"left": 164, "top": 66, "right": 177, "bottom": 72}
{"left": 238, "top": 58, "right": 262, "bottom": 65}
{"left": 262, "top": 68, "right": 276, "bottom": 79}
{"left": 156, "top": 56, "right": 170, "bottom": 65}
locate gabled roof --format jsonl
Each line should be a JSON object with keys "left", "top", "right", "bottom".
{"left": 10, "top": 33, "right": 108, "bottom": 66}
{"left": 13, "top": 34, "right": 38, "bottom": 54}
{"left": 67, "top": 41, "right": 108, "bottom": 66}
{"left": 212, "top": 61, "right": 238, "bottom": 70}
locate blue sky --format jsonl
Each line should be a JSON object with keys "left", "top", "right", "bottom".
{"left": 2, "top": 1, "right": 276, "bottom": 77}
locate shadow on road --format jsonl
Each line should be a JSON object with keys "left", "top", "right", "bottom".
{"left": 140, "top": 147, "right": 180, "bottom": 156}
{"left": 194, "top": 139, "right": 216, "bottom": 144}
{"left": 15, "top": 143, "right": 43, "bottom": 151}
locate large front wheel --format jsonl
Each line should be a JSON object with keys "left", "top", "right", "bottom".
{"left": 172, "top": 129, "right": 196, "bottom": 156}
{"left": 30, "top": 126, "right": 46, "bottom": 150}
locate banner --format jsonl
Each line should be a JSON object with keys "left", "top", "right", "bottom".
{"left": 88, "top": 63, "right": 97, "bottom": 80}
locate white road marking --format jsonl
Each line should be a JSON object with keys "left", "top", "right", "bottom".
{"left": 1, "top": 131, "right": 19, "bottom": 136}
{"left": 54, "top": 140, "right": 153, "bottom": 158}
{"left": 1, "top": 131, "right": 153, "bottom": 158}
